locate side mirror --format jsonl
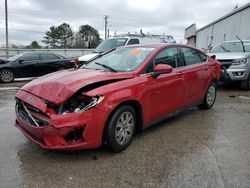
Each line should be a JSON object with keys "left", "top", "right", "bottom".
{"left": 152, "top": 64, "right": 173, "bottom": 78}
{"left": 210, "top": 55, "right": 216, "bottom": 60}
{"left": 18, "top": 59, "right": 24, "bottom": 64}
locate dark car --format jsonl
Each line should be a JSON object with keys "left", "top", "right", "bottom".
{"left": 15, "top": 44, "right": 221, "bottom": 152}
{"left": 0, "top": 52, "right": 75, "bottom": 83}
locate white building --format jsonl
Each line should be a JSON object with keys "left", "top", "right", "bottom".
{"left": 185, "top": 2, "right": 250, "bottom": 50}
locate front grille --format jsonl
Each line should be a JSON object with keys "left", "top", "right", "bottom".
{"left": 221, "top": 64, "right": 231, "bottom": 69}
{"left": 218, "top": 59, "right": 233, "bottom": 69}
{"left": 16, "top": 98, "right": 49, "bottom": 127}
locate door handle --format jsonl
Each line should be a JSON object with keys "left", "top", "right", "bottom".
{"left": 203, "top": 66, "right": 209, "bottom": 70}
{"left": 176, "top": 72, "right": 183, "bottom": 77}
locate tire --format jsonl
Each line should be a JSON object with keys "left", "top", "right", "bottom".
{"left": 200, "top": 82, "right": 217, "bottom": 109}
{"left": 105, "top": 105, "right": 136, "bottom": 152}
{"left": 0, "top": 69, "right": 15, "bottom": 83}
{"left": 240, "top": 74, "right": 250, "bottom": 90}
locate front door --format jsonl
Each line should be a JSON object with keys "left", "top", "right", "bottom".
{"left": 14, "top": 53, "right": 41, "bottom": 77}
{"left": 142, "top": 47, "right": 186, "bottom": 125}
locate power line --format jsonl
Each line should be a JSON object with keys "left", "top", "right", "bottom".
{"left": 0, "top": 27, "right": 45, "bottom": 34}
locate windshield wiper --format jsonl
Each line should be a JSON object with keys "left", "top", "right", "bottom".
{"left": 235, "top": 35, "right": 246, "bottom": 52}
{"left": 220, "top": 45, "right": 231, "bottom": 52}
{"left": 78, "top": 48, "right": 116, "bottom": 68}
{"left": 95, "top": 62, "right": 117, "bottom": 72}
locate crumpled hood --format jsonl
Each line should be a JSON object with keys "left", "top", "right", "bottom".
{"left": 209, "top": 52, "right": 250, "bottom": 60}
{"left": 20, "top": 68, "right": 134, "bottom": 104}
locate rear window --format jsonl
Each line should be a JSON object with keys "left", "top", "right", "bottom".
{"left": 127, "top": 39, "right": 140, "bottom": 45}
{"left": 182, "top": 48, "right": 202, "bottom": 66}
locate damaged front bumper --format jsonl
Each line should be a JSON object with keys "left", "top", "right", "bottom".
{"left": 15, "top": 90, "right": 108, "bottom": 150}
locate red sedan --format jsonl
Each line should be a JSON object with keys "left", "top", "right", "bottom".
{"left": 15, "top": 44, "right": 221, "bottom": 152}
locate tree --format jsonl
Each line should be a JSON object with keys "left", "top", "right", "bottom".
{"left": 30, "top": 41, "right": 41, "bottom": 49}
{"left": 43, "top": 26, "right": 59, "bottom": 48}
{"left": 77, "top": 25, "right": 101, "bottom": 48}
{"left": 42, "top": 23, "right": 74, "bottom": 48}
{"left": 57, "top": 23, "right": 74, "bottom": 48}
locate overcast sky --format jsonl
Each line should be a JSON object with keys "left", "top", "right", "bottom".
{"left": 0, "top": 0, "right": 249, "bottom": 46}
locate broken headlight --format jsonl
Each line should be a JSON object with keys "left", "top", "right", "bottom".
{"left": 58, "top": 95, "right": 104, "bottom": 115}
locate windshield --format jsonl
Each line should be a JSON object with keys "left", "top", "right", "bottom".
{"left": 85, "top": 47, "right": 155, "bottom": 72}
{"left": 211, "top": 41, "right": 250, "bottom": 53}
{"left": 94, "top": 38, "right": 128, "bottom": 53}
{"left": 7, "top": 53, "right": 24, "bottom": 61}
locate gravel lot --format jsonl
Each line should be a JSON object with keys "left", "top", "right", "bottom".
{"left": 0, "top": 81, "right": 249, "bottom": 188}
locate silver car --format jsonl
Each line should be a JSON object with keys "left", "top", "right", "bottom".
{"left": 210, "top": 40, "right": 250, "bottom": 90}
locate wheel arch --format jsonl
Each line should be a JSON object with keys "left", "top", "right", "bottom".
{"left": 102, "top": 99, "right": 143, "bottom": 144}
{"left": 210, "top": 78, "right": 219, "bottom": 87}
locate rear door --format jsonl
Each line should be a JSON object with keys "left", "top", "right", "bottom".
{"left": 142, "top": 47, "right": 186, "bottom": 123}
{"left": 37, "top": 53, "right": 64, "bottom": 75}
{"left": 180, "top": 47, "right": 209, "bottom": 105}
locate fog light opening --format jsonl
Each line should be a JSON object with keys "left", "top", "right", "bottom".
{"left": 233, "top": 72, "right": 243, "bottom": 77}
{"left": 64, "top": 127, "right": 84, "bottom": 143}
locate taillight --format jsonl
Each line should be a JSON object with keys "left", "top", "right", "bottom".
{"left": 71, "top": 57, "right": 79, "bottom": 65}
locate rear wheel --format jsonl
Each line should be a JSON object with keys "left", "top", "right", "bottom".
{"left": 0, "top": 69, "right": 14, "bottom": 83}
{"left": 105, "top": 105, "right": 136, "bottom": 152}
{"left": 200, "top": 82, "right": 217, "bottom": 109}
{"left": 240, "top": 74, "right": 250, "bottom": 90}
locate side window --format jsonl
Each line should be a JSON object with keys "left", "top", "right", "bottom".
{"left": 144, "top": 47, "right": 181, "bottom": 73}
{"left": 154, "top": 48, "right": 181, "bottom": 68}
{"left": 40, "top": 53, "right": 59, "bottom": 60}
{"left": 127, "top": 39, "right": 140, "bottom": 45}
{"left": 199, "top": 52, "right": 208, "bottom": 62}
{"left": 182, "top": 47, "right": 202, "bottom": 66}
{"left": 21, "top": 53, "right": 39, "bottom": 61}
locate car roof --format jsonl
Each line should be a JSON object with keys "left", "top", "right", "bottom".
{"left": 122, "top": 43, "right": 196, "bottom": 49}
{"left": 123, "top": 43, "right": 171, "bottom": 49}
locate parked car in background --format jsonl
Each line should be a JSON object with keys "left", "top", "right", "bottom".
{"left": 15, "top": 44, "right": 221, "bottom": 152}
{"left": 0, "top": 52, "right": 75, "bottom": 83}
{"left": 210, "top": 40, "right": 250, "bottom": 89}
{"left": 78, "top": 34, "right": 176, "bottom": 64}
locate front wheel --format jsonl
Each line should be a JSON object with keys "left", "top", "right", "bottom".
{"left": 240, "top": 74, "right": 250, "bottom": 90}
{"left": 200, "top": 82, "right": 217, "bottom": 109}
{"left": 105, "top": 105, "right": 136, "bottom": 152}
{"left": 0, "top": 69, "right": 15, "bottom": 83}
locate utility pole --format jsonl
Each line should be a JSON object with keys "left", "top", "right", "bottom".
{"left": 5, "top": 0, "right": 9, "bottom": 59}
{"left": 104, "top": 15, "right": 109, "bottom": 39}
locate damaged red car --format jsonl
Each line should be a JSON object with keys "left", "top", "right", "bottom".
{"left": 15, "top": 44, "right": 221, "bottom": 152}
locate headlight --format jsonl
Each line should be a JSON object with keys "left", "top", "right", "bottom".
{"left": 232, "top": 59, "right": 247, "bottom": 65}
{"left": 58, "top": 95, "right": 105, "bottom": 114}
